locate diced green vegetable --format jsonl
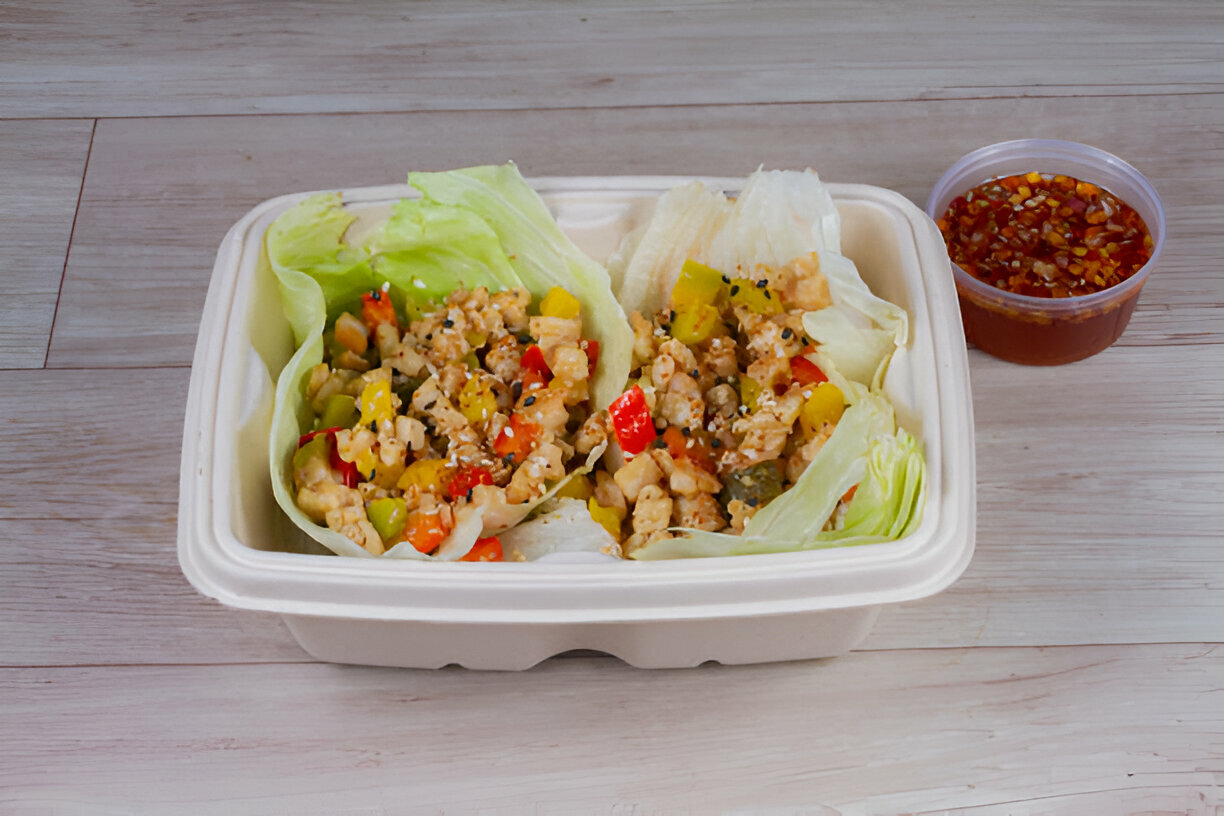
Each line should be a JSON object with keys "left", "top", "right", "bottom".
{"left": 318, "top": 393, "right": 358, "bottom": 430}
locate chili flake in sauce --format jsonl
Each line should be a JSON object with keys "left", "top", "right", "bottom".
{"left": 937, "top": 171, "right": 1153, "bottom": 298}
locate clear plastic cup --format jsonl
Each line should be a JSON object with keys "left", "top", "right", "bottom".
{"left": 925, "top": 139, "right": 1166, "bottom": 365}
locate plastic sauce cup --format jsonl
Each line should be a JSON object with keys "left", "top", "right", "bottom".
{"left": 925, "top": 139, "right": 1165, "bottom": 365}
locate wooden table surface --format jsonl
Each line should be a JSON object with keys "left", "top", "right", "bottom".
{"left": 3, "top": 3, "right": 1222, "bottom": 813}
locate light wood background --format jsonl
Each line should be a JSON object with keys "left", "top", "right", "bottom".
{"left": 2, "top": 2, "right": 1222, "bottom": 814}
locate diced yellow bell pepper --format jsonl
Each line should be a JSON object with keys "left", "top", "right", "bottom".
{"left": 588, "top": 498, "right": 625, "bottom": 540}
{"left": 670, "top": 303, "right": 721, "bottom": 346}
{"left": 555, "top": 475, "right": 593, "bottom": 503}
{"left": 670, "top": 259, "right": 725, "bottom": 308}
{"left": 728, "top": 277, "right": 783, "bottom": 315}
{"left": 739, "top": 376, "right": 762, "bottom": 413}
{"left": 540, "top": 286, "right": 582, "bottom": 320}
{"left": 458, "top": 375, "right": 497, "bottom": 426}
{"left": 354, "top": 448, "right": 379, "bottom": 480}
{"left": 799, "top": 382, "right": 845, "bottom": 437}
{"left": 396, "top": 458, "right": 452, "bottom": 493}
{"left": 358, "top": 379, "right": 394, "bottom": 426}
{"left": 465, "top": 330, "right": 488, "bottom": 349}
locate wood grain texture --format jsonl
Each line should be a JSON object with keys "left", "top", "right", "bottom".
{"left": 1, "top": 645, "right": 1220, "bottom": 813}
{"left": 46, "top": 93, "right": 1224, "bottom": 368}
{"left": 2, "top": 1, "right": 1221, "bottom": 119}
{"left": 0, "top": 119, "right": 92, "bottom": 368}
{"left": 4, "top": 2, "right": 1224, "bottom": 807}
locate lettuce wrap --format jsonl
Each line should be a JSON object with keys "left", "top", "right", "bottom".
{"left": 266, "top": 164, "right": 632, "bottom": 559}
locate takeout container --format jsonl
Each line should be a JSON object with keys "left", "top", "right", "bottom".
{"left": 925, "top": 139, "right": 1166, "bottom": 365}
{"left": 177, "top": 177, "right": 975, "bottom": 670}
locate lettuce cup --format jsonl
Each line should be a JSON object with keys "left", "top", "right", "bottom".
{"left": 266, "top": 165, "right": 924, "bottom": 562}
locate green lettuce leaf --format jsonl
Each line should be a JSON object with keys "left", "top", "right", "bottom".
{"left": 265, "top": 193, "right": 376, "bottom": 558}
{"left": 266, "top": 167, "right": 634, "bottom": 558}
{"left": 367, "top": 197, "right": 524, "bottom": 306}
{"left": 630, "top": 393, "right": 924, "bottom": 560}
{"left": 408, "top": 164, "right": 634, "bottom": 410}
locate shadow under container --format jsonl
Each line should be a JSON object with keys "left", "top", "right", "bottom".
{"left": 925, "top": 139, "right": 1166, "bottom": 365}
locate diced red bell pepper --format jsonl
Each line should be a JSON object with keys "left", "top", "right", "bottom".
{"left": 660, "top": 426, "right": 716, "bottom": 472}
{"left": 608, "top": 384, "right": 656, "bottom": 456}
{"left": 297, "top": 426, "right": 342, "bottom": 447}
{"left": 580, "top": 338, "right": 600, "bottom": 378}
{"left": 790, "top": 356, "right": 828, "bottom": 386}
{"left": 460, "top": 536, "right": 503, "bottom": 562}
{"left": 361, "top": 288, "right": 398, "bottom": 335}
{"left": 328, "top": 441, "right": 360, "bottom": 488}
{"left": 447, "top": 465, "right": 495, "bottom": 500}
{"left": 492, "top": 413, "right": 542, "bottom": 465}
{"left": 519, "top": 344, "right": 552, "bottom": 393}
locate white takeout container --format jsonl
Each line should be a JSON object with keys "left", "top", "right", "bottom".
{"left": 177, "top": 177, "right": 976, "bottom": 670}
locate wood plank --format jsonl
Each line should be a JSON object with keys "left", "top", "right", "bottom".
{"left": 47, "top": 93, "right": 1224, "bottom": 368}
{"left": 865, "top": 342, "right": 1224, "bottom": 650}
{"left": 0, "top": 517, "right": 311, "bottom": 667}
{"left": 0, "top": 119, "right": 92, "bottom": 368}
{"left": 1, "top": 644, "right": 1220, "bottom": 811}
{"left": 1, "top": 1, "right": 1221, "bottom": 119}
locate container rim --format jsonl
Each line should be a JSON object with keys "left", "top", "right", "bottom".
{"left": 924, "top": 138, "right": 1166, "bottom": 314}
{"left": 178, "top": 177, "right": 976, "bottom": 624}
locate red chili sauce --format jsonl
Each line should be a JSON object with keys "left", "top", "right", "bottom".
{"left": 936, "top": 172, "right": 1154, "bottom": 364}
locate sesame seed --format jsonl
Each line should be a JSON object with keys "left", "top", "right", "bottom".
{"left": 413, "top": 279, "right": 427, "bottom": 289}
{"left": 711, "top": 438, "right": 721, "bottom": 448}
{"left": 523, "top": 395, "right": 536, "bottom": 406}
{"left": 756, "top": 279, "right": 768, "bottom": 289}
{"left": 781, "top": 328, "right": 793, "bottom": 339}
{"left": 730, "top": 285, "right": 740, "bottom": 296}
{"left": 443, "top": 319, "right": 454, "bottom": 328}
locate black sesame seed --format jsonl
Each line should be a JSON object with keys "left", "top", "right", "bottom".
{"left": 504, "top": 453, "right": 516, "bottom": 464}
{"left": 443, "top": 318, "right": 454, "bottom": 328}
{"left": 730, "top": 285, "right": 740, "bottom": 296}
{"left": 369, "top": 421, "right": 378, "bottom": 433}
{"left": 524, "top": 395, "right": 536, "bottom": 406}
{"left": 711, "top": 438, "right": 721, "bottom": 448}
{"left": 746, "top": 497, "right": 759, "bottom": 507}
{"left": 423, "top": 400, "right": 436, "bottom": 412}
{"left": 721, "top": 275, "right": 730, "bottom": 284}
{"left": 425, "top": 333, "right": 433, "bottom": 341}
{"left": 653, "top": 437, "right": 667, "bottom": 449}
{"left": 669, "top": 310, "right": 676, "bottom": 322}
{"left": 801, "top": 336, "right": 810, "bottom": 346}
{"left": 681, "top": 426, "right": 691, "bottom": 437}
{"left": 781, "top": 328, "right": 793, "bottom": 339}
{"left": 690, "top": 369, "right": 699, "bottom": 379}
{"left": 763, "top": 290, "right": 772, "bottom": 300}
{"left": 370, "top": 290, "right": 381, "bottom": 301}
{"left": 466, "top": 489, "right": 473, "bottom": 501}
{"left": 756, "top": 279, "right": 768, "bottom": 289}
{"left": 370, "top": 470, "right": 377, "bottom": 480}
